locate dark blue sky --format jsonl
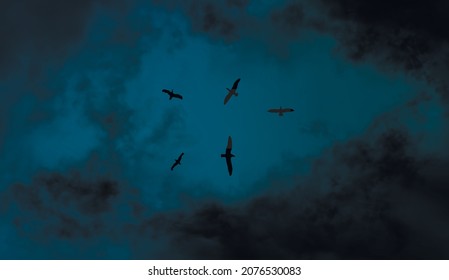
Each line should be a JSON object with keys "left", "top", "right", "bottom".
{"left": 1, "top": 0, "right": 449, "bottom": 259}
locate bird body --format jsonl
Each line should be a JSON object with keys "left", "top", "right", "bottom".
{"left": 268, "top": 106, "right": 294, "bottom": 116}
{"left": 224, "top": 78, "right": 240, "bottom": 105}
{"left": 221, "top": 136, "right": 235, "bottom": 175}
{"left": 162, "top": 89, "right": 183, "bottom": 100}
{"left": 171, "top": 152, "right": 184, "bottom": 171}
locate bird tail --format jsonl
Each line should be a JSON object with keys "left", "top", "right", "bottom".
{"left": 234, "top": 92, "right": 238, "bottom": 96}
{"left": 169, "top": 96, "right": 173, "bottom": 100}
{"left": 231, "top": 153, "right": 235, "bottom": 157}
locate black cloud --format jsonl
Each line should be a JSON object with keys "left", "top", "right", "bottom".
{"left": 2, "top": 0, "right": 449, "bottom": 260}
{"left": 152, "top": 0, "right": 252, "bottom": 41}
{"left": 156, "top": 0, "right": 449, "bottom": 102}
{"left": 0, "top": 0, "right": 133, "bottom": 79}
{"left": 310, "top": 0, "right": 449, "bottom": 101}
{"left": 317, "top": 0, "right": 449, "bottom": 74}
{"left": 2, "top": 172, "right": 132, "bottom": 240}
{"left": 149, "top": 128, "right": 449, "bottom": 259}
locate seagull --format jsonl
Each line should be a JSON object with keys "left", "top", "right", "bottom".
{"left": 224, "top": 78, "right": 240, "bottom": 105}
{"left": 268, "top": 106, "right": 294, "bottom": 116}
{"left": 220, "top": 136, "right": 235, "bottom": 176}
{"left": 171, "top": 152, "right": 184, "bottom": 171}
{"left": 162, "top": 89, "right": 183, "bottom": 100}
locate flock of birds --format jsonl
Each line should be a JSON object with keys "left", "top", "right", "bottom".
{"left": 164, "top": 78, "right": 294, "bottom": 176}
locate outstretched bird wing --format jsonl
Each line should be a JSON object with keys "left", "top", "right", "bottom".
{"left": 177, "top": 152, "right": 184, "bottom": 161}
{"left": 162, "top": 89, "right": 171, "bottom": 95}
{"left": 226, "top": 136, "right": 232, "bottom": 150}
{"left": 170, "top": 162, "right": 177, "bottom": 171}
{"left": 268, "top": 108, "right": 281, "bottom": 113}
{"left": 226, "top": 157, "right": 233, "bottom": 176}
{"left": 268, "top": 108, "right": 294, "bottom": 113}
{"left": 224, "top": 91, "right": 233, "bottom": 104}
{"left": 172, "top": 93, "right": 183, "bottom": 99}
{"left": 224, "top": 136, "right": 233, "bottom": 176}
{"left": 232, "top": 78, "right": 240, "bottom": 90}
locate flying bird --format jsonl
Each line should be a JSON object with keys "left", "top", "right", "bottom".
{"left": 220, "top": 136, "right": 235, "bottom": 176}
{"left": 224, "top": 78, "right": 240, "bottom": 105}
{"left": 268, "top": 106, "right": 294, "bottom": 116}
{"left": 171, "top": 152, "right": 184, "bottom": 171}
{"left": 162, "top": 89, "right": 183, "bottom": 100}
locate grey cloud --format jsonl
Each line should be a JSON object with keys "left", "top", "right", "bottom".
{"left": 148, "top": 126, "right": 449, "bottom": 259}
{"left": 0, "top": 0, "right": 132, "bottom": 80}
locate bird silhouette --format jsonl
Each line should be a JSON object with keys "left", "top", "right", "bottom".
{"left": 224, "top": 78, "right": 240, "bottom": 105}
{"left": 162, "top": 89, "right": 183, "bottom": 100}
{"left": 171, "top": 152, "right": 184, "bottom": 171}
{"left": 220, "top": 136, "right": 235, "bottom": 175}
{"left": 268, "top": 106, "right": 294, "bottom": 116}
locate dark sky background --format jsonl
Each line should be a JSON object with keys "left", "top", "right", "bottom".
{"left": 1, "top": 0, "right": 449, "bottom": 259}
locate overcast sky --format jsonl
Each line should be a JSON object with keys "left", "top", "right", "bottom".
{"left": 1, "top": 0, "right": 449, "bottom": 259}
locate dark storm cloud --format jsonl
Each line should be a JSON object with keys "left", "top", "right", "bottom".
{"left": 319, "top": 0, "right": 449, "bottom": 53}
{"left": 153, "top": 0, "right": 449, "bottom": 68}
{"left": 0, "top": 0, "right": 184, "bottom": 246}
{"left": 1, "top": 171, "right": 140, "bottom": 240}
{"left": 0, "top": 0, "right": 158, "bottom": 170}
{"left": 2, "top": 0, "right": 449, "bottom": 260}
{"left": 152, "top": 0, "right": 252, "bottom": 41}
{"left": 155, "top": 0, "right": 449, "bottom": 102}
{"left": 148, "top": 127, "right": 449, "bottom": 259}
{"left": 0, "top": 0, "right": 131, "bottom": 79}
{"left": 7, "top": 173, "right": 118, "bottom": 232}
{"left": 270, "top": 0, "right": 449, "bottom": 62}
{"left": 316, "top": 0, "right": 449, "bottom": 73}
{"left": 270, "top": 2, "right": 305, "bottom": 35}
{"left": 269, "top": 0, "right": 449, "bottom": 102}
{"left": 0, "top": 0, "right": 146, "bottom": 162}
